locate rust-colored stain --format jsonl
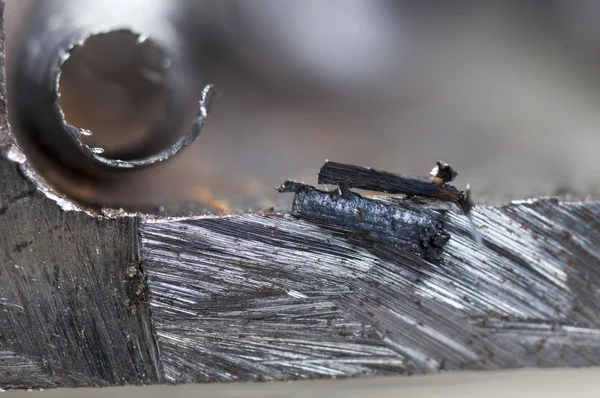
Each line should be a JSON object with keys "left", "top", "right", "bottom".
{"left": 185, "top": 185, "right": 230, "bottom": 213}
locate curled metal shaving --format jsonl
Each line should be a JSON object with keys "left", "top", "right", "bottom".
{"left": 74, "top": 84, "right": 216, "bottom": 169}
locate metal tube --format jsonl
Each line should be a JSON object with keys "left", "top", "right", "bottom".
{"left": 9, "top": 0, "right": 213, "bottom": 178}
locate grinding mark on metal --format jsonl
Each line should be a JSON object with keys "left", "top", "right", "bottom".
{"left": 142, "top": 215, "right": 410, "bottom": 382}
{"left": 0, "top": 160, "right": 162, "bottom": 387}
{"left": 141, "top": 199, "right": 600, "bottom": 382}
{"left": 0, "top": 351, "right": 59, "bottom": 389}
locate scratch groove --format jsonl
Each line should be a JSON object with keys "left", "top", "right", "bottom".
{"left": 141, "top": 199, "right": 600, "bottom": 382}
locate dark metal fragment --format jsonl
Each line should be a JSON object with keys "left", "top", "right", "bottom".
{"left": 287, "top": 183, "right": 450, "bottom": 259}
{"left": 429, "top": 160, "right": 458, "bottom": 183}
{"left": 318, "top": 161, "right": 463, "bottom": 203}
{"left": 277, "top": 180, "right": 306, "bottom": 193}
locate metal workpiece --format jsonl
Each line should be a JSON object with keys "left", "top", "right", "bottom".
{"left": 140, "top": 198, "right": 600, "bottom": 382}
{"left": 2, "top": 1, "right": 600, "bottom": 391}
{"left": 8, "top": 0, "right": 213, "bottom": 180}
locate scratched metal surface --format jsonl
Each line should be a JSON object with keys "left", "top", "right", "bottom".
{"left": 0, "top": 159, "right": 162, "bottom": 388}
{"left": 140, "top": 197, "right": 600, "bottom": 383}
{"left": 2, "top": 0, "right": 600, "bottom": 391}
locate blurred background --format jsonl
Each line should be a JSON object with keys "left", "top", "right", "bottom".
{"left": 5, "top": 0, "right": 600, "bottom": 212}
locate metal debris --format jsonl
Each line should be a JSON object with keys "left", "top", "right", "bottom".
{"left": 318, "top": 160, "right": 475, "bottom": 217}
{"left": 318, "top": 161, "right": 464, "bottom": 204}
{"left": 430, "top": 160, "right": 458, "bottom": 183}
{"left": 280, "top": 181, "right": 450, "bottom": 259}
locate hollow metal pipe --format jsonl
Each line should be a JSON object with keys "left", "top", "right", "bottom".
{"left": 9, "top": 0, "right": 213, "bottom": 177}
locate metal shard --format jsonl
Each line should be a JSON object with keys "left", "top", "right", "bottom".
{"left": 284, "top": 182, "right": 450, "bottom": 259}
{"left": 318, "top": 161, "right": 464, "bottom": 203}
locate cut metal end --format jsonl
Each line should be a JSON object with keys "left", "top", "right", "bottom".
{"left": 80, "top": 84, "right": 216, "bottom": 169}
{"left": 12, "top": 24, "right": 217, "bottom": 179}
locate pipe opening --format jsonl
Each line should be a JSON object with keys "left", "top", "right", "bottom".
{"left": 57, "top": 30, "right": 171, "bottom": 159}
